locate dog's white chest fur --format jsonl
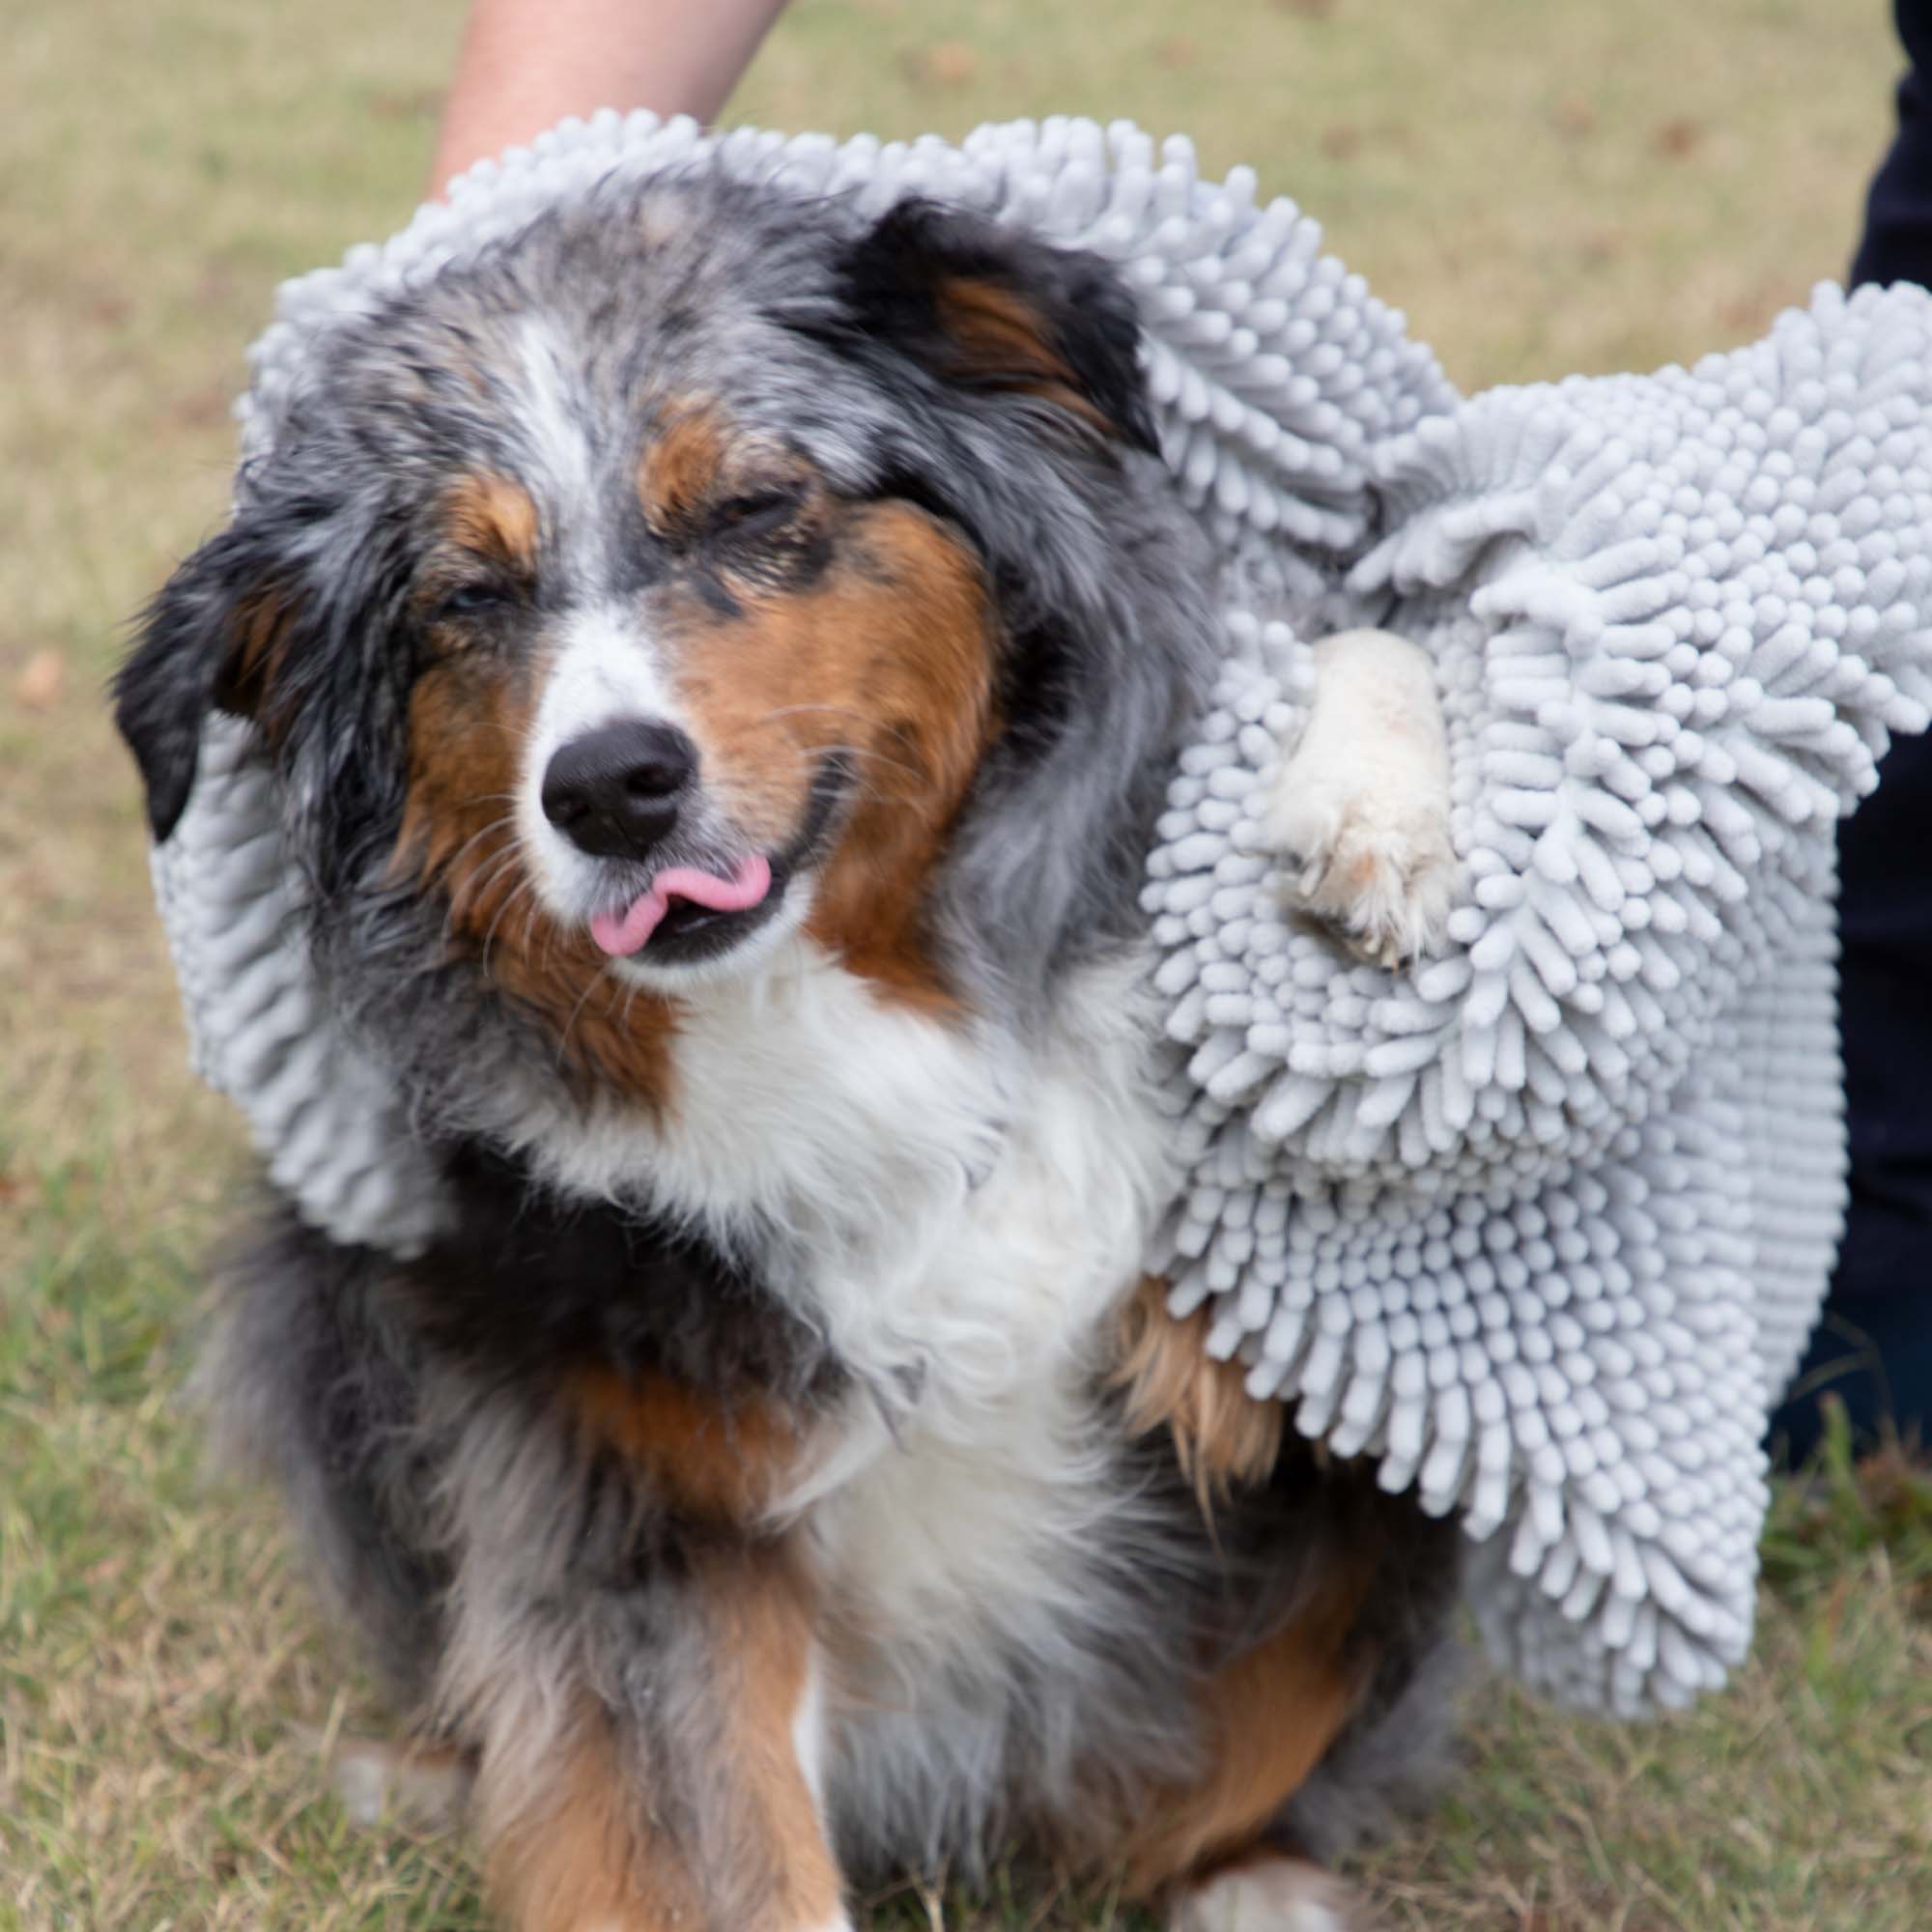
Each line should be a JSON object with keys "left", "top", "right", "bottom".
{"left": 509, "top": 941, "right": 1178, "bottom": 1763}
{"left": 522, "top": 939, "right": 1175, "bottom": 1406}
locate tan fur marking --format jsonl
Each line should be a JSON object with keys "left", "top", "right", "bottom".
{"left": 1123, "top": 1555, "right": 1378, "bottom": 1896}
{"left": 477, "top": 1559, "right": 841, "bottom": 1932}
{"left": 441, "top": 471, "right": 540, "bottom": 575}
{"left": 202, "top": 582, "right": 301, "bottom": 739}
{"left": 395, "top": 646, "right": 677, "bottom": 1110}
{"left": 570, "top": 1370, "right": 807, "bottom": 1522}
{"left": 638, "top": 406, "right": 732, "bottom": 532}
{"left": 705, "top": 1553, "right": 845, "bottom": 1932}
{"left": 227, "top": 586, "right": 298, "bottom": 719}
{"left": 934, "top": 277, "right": 1113, "bottom": 440}
{"left": 480, "top": 1708, "right": 701, "bottom": 1932}
{"left": 673, "top": 499, "right": 999, "bottom": 1010}
{"left": 1115, "top": 1276, "right": 1285, "bottom": 1508}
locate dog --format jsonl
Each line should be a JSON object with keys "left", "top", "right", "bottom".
{"left": 117, "top": 171, "right": 1463, "bottom": 1931}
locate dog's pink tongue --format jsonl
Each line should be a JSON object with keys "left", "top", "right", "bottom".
{"left": 589, "top": 854, "right": 773, "bottom": 957}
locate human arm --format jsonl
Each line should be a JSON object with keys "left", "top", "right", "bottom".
{"left": 427, "top": 0, "right": 790, "bottom": 199}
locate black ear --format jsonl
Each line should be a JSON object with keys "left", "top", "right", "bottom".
{"left": 115, "top": 524, "right": 291, "bottom": 841}
{"left": 834, "top": 199, "right": 1159, "bottom": 456}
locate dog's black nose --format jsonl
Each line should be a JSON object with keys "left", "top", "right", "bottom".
{"left": 541, "top": 720, "right": 696, "bottom": 861}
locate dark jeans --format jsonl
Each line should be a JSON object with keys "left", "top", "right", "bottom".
{"left": 1772, "top": 0, "right": 1932, "bottom": 1461}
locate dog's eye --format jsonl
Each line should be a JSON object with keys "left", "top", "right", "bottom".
{"left": 433, "top": 582, "right": 515, "bottom": 623}
{"left": 708, "top": 487, "right": 803, "bottom": 543}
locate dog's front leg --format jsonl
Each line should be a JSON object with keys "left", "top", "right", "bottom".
{"left": 466, "top": 1540, "right": 846, "bottom": 1932}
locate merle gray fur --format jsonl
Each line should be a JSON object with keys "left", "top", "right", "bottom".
{"left": 121, "top": 167, "right": 1461, "bottom": 1919}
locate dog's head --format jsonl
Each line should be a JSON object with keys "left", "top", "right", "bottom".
{"left": 118, "top": 176, "right": 1213, "bottom": 1092}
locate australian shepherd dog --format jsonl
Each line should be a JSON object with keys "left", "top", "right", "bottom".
{"left": 116, "top": 173, "right": 1463, "bottom": 1931}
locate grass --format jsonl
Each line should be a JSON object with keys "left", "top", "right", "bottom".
{"left": 3, "top": 0, "right": 1928, "bottom": 1924}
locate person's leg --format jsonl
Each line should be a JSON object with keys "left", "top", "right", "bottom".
{"left": 1781, "top": 750, "right": 1932, "bottom": 1460}
{"left": 1852, "top": 0, "right": 1932, "bottom": 287}
{"left": 1775, "top": 0, "right": 1932, "bottom": 1462}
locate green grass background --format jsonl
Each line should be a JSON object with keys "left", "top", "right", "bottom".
{"left": 3, "top": 1, "right": 1929, "bottom": 1925}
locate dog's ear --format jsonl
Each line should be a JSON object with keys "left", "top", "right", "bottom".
{"left": 833, "top": 199, "right": 1159, "bottom": 456}
{"left": 115, "top": 522, "right": 296, "bottom": 840}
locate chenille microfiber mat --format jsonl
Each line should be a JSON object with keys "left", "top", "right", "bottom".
{"left": 148, "top": 113, "right": 1932, "bottom": 1715}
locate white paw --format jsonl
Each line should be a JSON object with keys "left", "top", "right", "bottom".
{"left": 1167, "top": 1857, "right": 1378, "bottom": 1932}
{"left": 1265, "top": 628, "right": 1456, "bottom": 971}
{"left": 1267, "top": 782, "right": 1457, "bottom": 971}
{"left": 327, "top": 1734, "right": 473, "bottom": 1833}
